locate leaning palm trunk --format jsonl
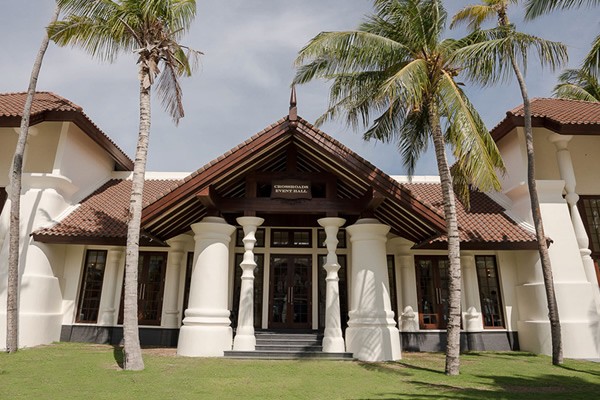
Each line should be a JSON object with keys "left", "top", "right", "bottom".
{"left": 6, "top": 4, "right": 60, "bottom": 353}
{"left": 510, "top": 54, "right": 563, "bottom": 365}
{"left": 122, "top": 68, "right": 152, "bottom": 371}
{"left": 429, "top": 104, "right": 462, "bottom": 376}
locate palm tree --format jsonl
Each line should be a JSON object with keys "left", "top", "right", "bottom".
{"left": 451, "top": 0, "right": 568, "bottom": 365}
{"left": 49, "top": 0, "right": 199, "bottom": 371}
{"left": 525, "top": 0, "right": 599, "bottom": 75}
{"left": 294, "top": 0, "right": 505, "bottom": 376}
{"left": 553, "top": 69, "right": 600, "bottom": 101}
{"left": 6, "top": 4, "right": 61, "bottom": 354}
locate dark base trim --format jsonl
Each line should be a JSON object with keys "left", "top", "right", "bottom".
{"left": 401, "top": 331, "right": 519, "bottom": 352}
{"left": 61, "top": 325, "right": 519, "bottom": 353}
{"left": 60, "top": 325, "right": 179, "bottom": 347}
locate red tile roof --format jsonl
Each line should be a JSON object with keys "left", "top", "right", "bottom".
{"left": 0, "top": 92, "right": 133, "bottom": 171}
{"left": 403, "top": 183, "right": 537, "bottom": 249}
{"left": 33, "top": 179, "right": 181, "bottom": 246}
{"left": 491, "top": 98, "right": 600, "bottom": 141}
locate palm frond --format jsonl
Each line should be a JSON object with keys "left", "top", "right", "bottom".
{"left": 450, "top": 4, "right": 495, "bottom": 31}
{"left": 525, "top": 0, "right": 600, "bottom": 19}
{"left": 583, "top": 33, "right": 600, "bottom": 77}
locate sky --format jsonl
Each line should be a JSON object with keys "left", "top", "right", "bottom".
{"left": 0, "top": 1, "right": 598, "bottom": 175}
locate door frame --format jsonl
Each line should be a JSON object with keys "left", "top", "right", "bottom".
{"left": 415, "top": 255, "right": 449, "bottom": 329}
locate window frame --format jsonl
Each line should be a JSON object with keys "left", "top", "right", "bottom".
{"left": 76, "top": 249, "right": 108, "bottom": 323}
{"left": 475, "top": 255, "right": 505, "bottom": 329}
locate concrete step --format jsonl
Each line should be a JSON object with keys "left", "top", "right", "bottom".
{"left": 224, "top": 350, "right": 354, "bottom": 360}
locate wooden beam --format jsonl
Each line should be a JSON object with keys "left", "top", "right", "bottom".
{"left": 216, "top": 197, "right": 365, "bottom": 214}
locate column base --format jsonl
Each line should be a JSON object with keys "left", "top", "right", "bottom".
{"left": 177, "top": 325, "right": 233, "bottom": 357}
{"left": 233, "top": 333, "right": 256, "bottom": 351}
{"left": 322, "top": 331, "right": 345, "bottom": 353}
{"left": 517, "top": 320, "right": 600, "bottom": 359}
{"left": 346, "top": 325, "right": 402, "bottom": 361}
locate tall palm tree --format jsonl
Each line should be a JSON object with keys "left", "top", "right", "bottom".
{"left": 553, "top": 69, "right": 600, "bottom": 101}
{"left": 451, "top": 0, "right": 568, "bottom": 365}
{"left": 294, "top": 0, "right": 505, "bottom": 376}
{"left": 6, "top": 4, "right": 61, "bottom": 354}
{"left": 525, "top": 0, "right": 599, "bottom": 75}
{"left": 49, "top": 0, "right": 199, "bottom": 371}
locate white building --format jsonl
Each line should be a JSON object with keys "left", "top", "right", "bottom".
{"left": 0, "top": 92, "right": 599, "bottom": 361}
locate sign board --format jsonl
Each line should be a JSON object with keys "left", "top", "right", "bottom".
{"left": 271, "top": 180, "right": 312, "bottom": 200}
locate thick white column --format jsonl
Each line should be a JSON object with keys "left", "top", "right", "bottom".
{"left": 318, "top": 217, "right": 346, "bottom": 353}
{"left": 177, "top": 217, "right": 236, "bottom": 357}
{"left": 549, "top": 134, "right": 599, "bottom": 289}
{"left": 345, "top": 218, "right": 401, "bottom": 361}
{"left": 162, "top": 238, "right": 185, "bottom": 328}
{"left": 98, "top": 248, "right": 124, "bottom": 325}
{"left": 233, "top": 216, "right": 264, "bottom": 351}
{"left": 461, "top": 254, "right": 483, "bottom": 332}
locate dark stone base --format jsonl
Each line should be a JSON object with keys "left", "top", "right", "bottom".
{"left": 60, "top": 325, "right": 179, "bottom": 347}
{"left": 401, "top": 331, "right": 519, "bottom": 352}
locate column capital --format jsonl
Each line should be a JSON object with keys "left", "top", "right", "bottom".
{"left": 347, "top": 218, "right": 390, "bottom": 241}
{"left": 318, "top": 217, "right": 346, "bottom": 229}
{"left": 236, "top": 216, "right": 264, "bottom": 231}
{"left": 191, "top": 217, "right": 236, "bottom": 240}
{"left": 548, "top": 133, "right": 573, "bottom": 148}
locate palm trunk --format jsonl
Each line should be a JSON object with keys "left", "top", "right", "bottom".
{"left": 429, "top": 103, "right": 462, "bottom": 376}
{"left": 122, "top": 69, "right": 151, "bottom": 371}
{"left": 509, "top": 54, "right": 563, "bottom": 365}
{"left": 6, "top": 4, "right": 60, "bottom": 353}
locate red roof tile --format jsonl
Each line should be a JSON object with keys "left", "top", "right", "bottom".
{"left": 0, "top": 92, "right": 133, "bottom": 171}
{"left": 491, "top": 98, "right": 600, "bottom": 141}
{"left": 33, "top": 179, "right": 181, "bottom": 245}
{"left": 403, "top": 183, "right": 537, "bottom": 249}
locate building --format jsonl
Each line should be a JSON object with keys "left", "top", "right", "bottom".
{"left": 0, "top": 92, "right": 599, "bottom": 361}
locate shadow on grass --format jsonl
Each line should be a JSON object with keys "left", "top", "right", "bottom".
{"left": 559, "top": 363, "right": 600, "bottom": 377}
{"left": 112, "top": 345, "right": 124, "bottom": 369}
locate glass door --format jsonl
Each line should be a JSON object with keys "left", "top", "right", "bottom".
{"left": 269, "top": 255, "right": 312, "bottom": 329}
{"left": 415, "top": 256, "right": 449, "bottom": 329}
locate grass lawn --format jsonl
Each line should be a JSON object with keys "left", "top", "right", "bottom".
{"left": 1, "top": 343, "right": 599, "bottom": 399}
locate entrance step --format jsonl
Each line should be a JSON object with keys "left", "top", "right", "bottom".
{"left": 224, "top": 331, "right": 355, "bottom": 360}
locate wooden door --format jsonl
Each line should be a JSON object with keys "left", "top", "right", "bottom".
{"left": 415, "top": 256, "right": 449, "bottom": 329}
{"left": 269, "top": 255, "right": 312, "bottom": 329}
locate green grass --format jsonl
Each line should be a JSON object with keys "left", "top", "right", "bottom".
{"left": 1, "top": 343, "right": 599, "bottom": 399}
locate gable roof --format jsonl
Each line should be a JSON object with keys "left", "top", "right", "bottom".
{"left": 491, "top": 98, "right": 600, "bottom": 141}
{"left": 33, "top": 178, "right": 181, "bottom": 246}
{"left": 0, "top": 92, "right": 133, "bottom": 171}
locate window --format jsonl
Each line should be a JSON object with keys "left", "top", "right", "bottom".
{"left": 475, "top": 255, "right": 505, "bottom": 328}
{"left": 317, "top": 229, "right": 347, "bottom": 249}
{"left": 387, "top": 255, "right": 399, "bottom": 324}
{"left": 270, "top": 229, "right": 311, "bottom": 247}
{"left": 182, "top": 252, "right": 194, "bottom": 313}
{"left": 235, "top": 228, "right": 265, "bottom": 248}
{"left": 317, "top": 255, "right": 348, "bottom": 330}
{"left": 415, "top": 256, "right": 449, "bottom": 329}
{"left": 231, "top": 253, "right": 264, "bottom": 329}
{"left": 579, "top": 196, "right": 600, "bottom": 285}
{"left": 77, "top": 250, "right": 107, "bottom": 323}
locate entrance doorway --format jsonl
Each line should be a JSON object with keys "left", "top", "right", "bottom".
{"left": 269, "top": 255, "right": 312, "bottom": 329}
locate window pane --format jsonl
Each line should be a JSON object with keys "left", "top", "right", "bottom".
{"left": 475, "top": 255, "right": 505, "bottom": 328}
{"left": 271, "top": 229, "right": 311, "bottom": 248}
{"left": 387, "top": 255, "right": 398, "bottom": 324}
{"left": 317, "top": 229, "right": 346, "bottom": 249}
{"left": 236, "top": 228, "right": 265, "bottom": 248}
{"left": 77, "top": 250, "right": 108, "bottom": 323}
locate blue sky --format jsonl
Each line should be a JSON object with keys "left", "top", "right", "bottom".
{"left": 1, "top": 1, "right": 598, "bottom": 175}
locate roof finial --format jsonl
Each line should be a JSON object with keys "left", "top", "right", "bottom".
{"left": 289, "top": 85, "right": 297, "bottom": 122}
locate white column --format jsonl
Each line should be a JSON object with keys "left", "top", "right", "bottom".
{"left": 549, "top": 134, "right": 599, "bottom": 288}
{"left": 318, "top": 217, "right": 346, "bottom": 353}
{"left": 162, "top": 238, "right": 185, "bottom": 328}
{"left": 461, "top": 254, "right": 483, "bottom": 332}
{"left": 394, "top": 238, "right": 418, "bottom": 332}
{"left": 345, "top": 218, "right": 401, "bottom": 361}
{"left": 177, "top": 217, "right": 236, "bottom": 357}
{"left": 233, "top": 216, "right": 264, "bottom": 351}
{"left": 98, "top": 248, "right": 124, "bottom": 326}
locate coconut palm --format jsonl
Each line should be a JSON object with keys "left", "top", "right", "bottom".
{"left": 553, "top": 69, "right": 600, "bottom": 101}
{"left": 6, "top": 4, "right": 61, "bottom": 354}
{"left": 525, "top": 0, "right": 599, "bottom": 76}
{"left": 451, "top": 0, "right": 568, "bottom": 365}
{"left": 49, "top": 0, "right": 199, "bottom": 370}
{"left": 294, "top": 0, "right": 505, "bottom": 376}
